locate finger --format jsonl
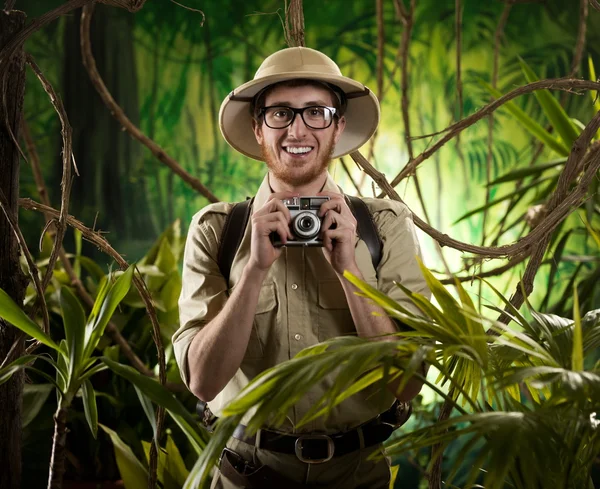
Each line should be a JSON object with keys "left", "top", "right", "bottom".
{"left": 318, "top": 197, "right": 349, "bottom": 217}
{"left": 321, "top": 210, "right": 356, "bottom": 234}
{"left": 254, "top": 212, "right": 293, "bottom": 239}
{"left": 256, "top": 199, "right": 292, "bottom": 222}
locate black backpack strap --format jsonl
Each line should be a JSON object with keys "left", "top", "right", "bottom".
{"left": 217, "top": 197, "right": 254, "bottom": 285}
{"left": 345, "top": 195, "right": 383, "bottom": 271}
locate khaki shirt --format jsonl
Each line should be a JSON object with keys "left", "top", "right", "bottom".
{"left": 173, "top": 173, "right": 430, "bottom": 434}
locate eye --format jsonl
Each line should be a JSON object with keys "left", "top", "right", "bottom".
{"left": 307, "top": 107, "right": 325, "bottom": 117}
{"left": 273, "top": 108, "right": 292, "bottom": 119}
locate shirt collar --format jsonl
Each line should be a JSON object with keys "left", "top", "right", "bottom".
{"left": 253, "top": 172, "right": 343, "bottom": 211}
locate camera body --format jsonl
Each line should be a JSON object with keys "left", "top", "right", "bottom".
{"left": 271, "top": 196, "right": 330, "bottom": 247}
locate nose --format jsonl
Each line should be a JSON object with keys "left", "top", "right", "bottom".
{"left": 286, "top": 111, "right": 308, "bottom": 139}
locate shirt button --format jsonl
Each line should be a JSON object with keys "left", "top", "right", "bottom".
{"left": 294, "top": 333, "right": 302, "bottom": 341}
{"left": 291, "top": 283, "right": 298, "bottom": 290}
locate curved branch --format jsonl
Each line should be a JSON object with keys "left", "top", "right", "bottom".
{"left": 591, "top": 0, "right": 600, "bottom": 11}
{"left": 439, "top": 253, "right": 529, "bottom": 285}
{"left": 385, "top": 78, "right": 600, "bottom": 188}
{"left": 352, "top": 109, "right": 599, "bottom": 259}
{"left": 79, "top": 3, "right": 219, "bottom": 203}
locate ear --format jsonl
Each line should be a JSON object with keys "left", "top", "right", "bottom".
{"left": 252, "top": 119, "right": 263, "bottom": 145}
{"left": 333, "top": 116, "right": 346, "bottom": 145}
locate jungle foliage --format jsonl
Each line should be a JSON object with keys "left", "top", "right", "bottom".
{"left": 0, "top": 0, "right": 599, "bottom": 488}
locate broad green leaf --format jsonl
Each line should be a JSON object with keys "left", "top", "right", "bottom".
{"left": 480, "top": 81, "right": 569, "bottom": 156}
{"left": 572, "top": 288, "right": 583, "bottom": 371}
{"left": 81, "top": 379, "right": 98, "bottom": 439}
{"left": 165, "top": 434, "right": 189, "bottom": 487}
{"left": 102, "top": 358, "right": 208, "bottom": 451}
{"left": 100, "top": 424, "right": 148, "bottom": 487}
{"left": 488, "top": 159, "right": 565, "bottom": 186}
{"left": 84, "top": 265, "right": 134, "bottom": 358}
{"left": 519, "top": 58, "right": 580, "bottom": 147}
{"left": 22, "top": 384, "right": 54, "bottom": 427}
{"left": 141, "top": 435, "right": 189, "bottom": 489}
{"left": 59, "top": 286, "right": 86, "bottom": 383}
{"left": 0, "top": 288, "right": 61, "bottom": 352}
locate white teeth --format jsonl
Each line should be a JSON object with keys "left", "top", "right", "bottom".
{"left": 285, "top": 146, "right": 312, "bottom": 154}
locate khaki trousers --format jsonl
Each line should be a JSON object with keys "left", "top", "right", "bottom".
{"left": 210, "top": 437, "right": 391, "bottom": 489}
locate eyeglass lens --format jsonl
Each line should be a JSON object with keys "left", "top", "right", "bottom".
{"left": 263, "top": 106, "right": 334, "bottom": 129}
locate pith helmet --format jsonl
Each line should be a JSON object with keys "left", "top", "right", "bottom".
{"left": 219, "top": 47, "right": 380, "bottom": 161}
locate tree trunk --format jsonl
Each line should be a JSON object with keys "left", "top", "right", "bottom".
{"left": 0, "top": 10, "right": 29, "bottom": 489}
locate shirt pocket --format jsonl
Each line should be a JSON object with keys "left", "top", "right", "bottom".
{"left": 245, "top": 281, "right": 277, "bottom": 359}
{"left": 317, "top": 279, "right": 356, "bottom": 342}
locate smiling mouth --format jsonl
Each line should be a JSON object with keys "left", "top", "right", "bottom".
{"left": 283, "top": 146, "right": 313, "bottom": 155}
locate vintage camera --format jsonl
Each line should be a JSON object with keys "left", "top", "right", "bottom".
{"left": 271, "top": 196, "right": 330, "bottom": 247}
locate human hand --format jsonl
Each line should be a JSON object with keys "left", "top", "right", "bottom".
{"left": 248, "top": 192, "right": 297, "bottom": 272}
{"left": 317, "top": 191, "right": 358, "bottom": 275}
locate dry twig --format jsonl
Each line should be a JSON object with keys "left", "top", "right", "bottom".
{"left": 79, "top": 3, "right": 218, "bottom": 203}
{"left": 25, "top": 54, "right": 76, "bottom": 298}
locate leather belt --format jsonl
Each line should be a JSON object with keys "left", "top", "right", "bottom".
{"left": 232, "top": 412, "right": 396, "bottom": 463}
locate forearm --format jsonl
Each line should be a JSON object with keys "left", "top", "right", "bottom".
{"left": 340, "top": 266, "right": 425, "bottom": 401}
{"left": 187, "top": 263, "right": 268, "bottom": 401}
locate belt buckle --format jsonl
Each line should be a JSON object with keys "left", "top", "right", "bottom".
{"left": 294, "top": 434, "right": 334, "bottom": 464}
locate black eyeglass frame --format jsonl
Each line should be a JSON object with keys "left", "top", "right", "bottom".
{"left": 258, "top": 105, "right": 338, "bottom": 130}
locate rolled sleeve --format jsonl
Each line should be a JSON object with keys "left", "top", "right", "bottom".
{"left": 372, "top": 200, "right": 431, "bottom": 317}
{"left": 173, "top": 205, "right": 230, "bottom": 387}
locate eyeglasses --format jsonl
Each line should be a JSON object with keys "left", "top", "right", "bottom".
{"left": 259, "top": 105, "right": 338, "bottom": 130}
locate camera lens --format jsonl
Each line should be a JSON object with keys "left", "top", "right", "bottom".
{"left": 299, "top": 217, "right": 313, "bottom": 230}
{"left": 292, "top": 211, "right": 320, "bottom": 239}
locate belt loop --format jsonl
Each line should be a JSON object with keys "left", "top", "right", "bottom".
{"left": 357, "top": 425, "right": 365, "bottom": 449}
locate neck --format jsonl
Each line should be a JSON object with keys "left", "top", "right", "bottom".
{"left": 268, "top": 172, "right": 328, "bottom": 195}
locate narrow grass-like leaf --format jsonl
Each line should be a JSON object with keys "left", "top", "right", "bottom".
{"left": 589, "top": 55, "right": 600, "bottom": 113}
{"left": 135, "top": 385, "right": 158, "bottom": 444}
{"left": 454, "top": 176, "right": 553, "bottom": 224}
{"left": 0, "top": 288, "right": 62, "bottom": 351}
{"left": 84, "top": 266, "right": 134, "bottom": 358}
{"left": 82, "top": 379, "right": 98, "bottom": 439}
{"left": 480, "top": 81, "right": 570, "bottom": 156}
{"left": 0, "top": 355, "right": 39, "bottom": 385}
{"left": 572, "top": 288, "right": 583, "bottom": 371}
{"left": 79, "top": 363, "right": 107, "bottom": 383}
{"left": 488, "top": 159, "right": 565, "bottom": 186}
{"left": 519, "top": 58, "right": 580, "bottom": 147}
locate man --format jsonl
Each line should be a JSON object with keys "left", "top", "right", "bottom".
{"left": 173, "top": 47, "right": 430, "bottom": 488}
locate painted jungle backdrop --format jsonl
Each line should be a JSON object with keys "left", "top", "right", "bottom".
{"left": 1, "top": 0, "right": 599, "bottom": 488}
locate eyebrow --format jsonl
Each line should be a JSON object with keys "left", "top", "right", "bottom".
{"left": 267, "top": 100, "right": 331, "bottom": 107}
